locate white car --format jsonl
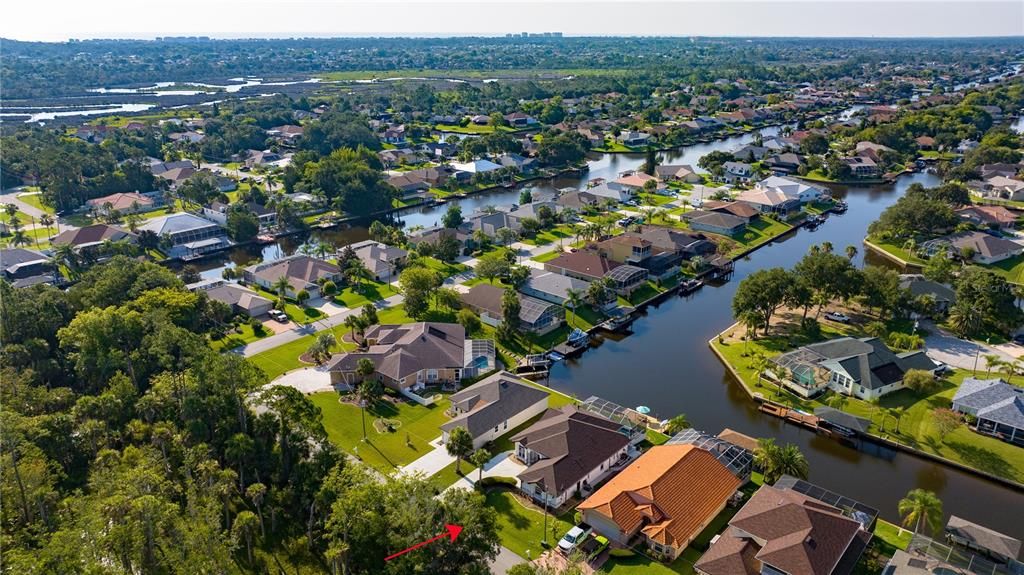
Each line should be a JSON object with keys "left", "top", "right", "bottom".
{"left": 558, "top": 524, "right": 593, "bottom": 555}
{"left": 268, "top": 309, "right": 289, "bottom": 323}
{"left": 824, "top": 312, "right": 850, "bottom": 323}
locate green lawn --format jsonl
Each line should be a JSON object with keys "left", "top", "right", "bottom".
{"left": 531, "top": 249, "right": 564, "bottom": 263}
{"left": 522, "top": 225, "right": 576, "bottom": 247}
{"left": 864, "top": 238, "right": 928, "bottom": 266}
{"left": 0, "top": 225, "right": 53, "bottom": 249}
{"left": 873, "top": 520, "right": 913, "bottom": 555}
{"left": 984, "top": 253, "right": 1024, "bottom": 285}
{"left": 712, "top": 332, "right": 1024, "bottom": 484}
{"left": 16, "top": 193, "right": 53, "bottom": 214}
{"left": 249, "top": 325, "right": 358, "bottom": 379}
{"left": 636, "top": 193, "right": 678, "bottom": 206}
{"left": 434, "top": 123, "right": 513, "bottom": 135}
{"left": 248, "top": 285, "right": 326, "bottom": 324}
{"left": 209, "top": 323, "right": 270, "bottom": 351}
{"left": 333, "top": 280, "right": 399, "bottom": 308}
{"left": 415, "top": 256, "right": 469, "bottom": 276}
{"left": 311, "top": 390, "right": 453, "bottom": 472}
{"left": 486, "top": 490, "right": 575, "bottom": 558}
{"left": 729, "top": 217, "right": 793, "bottom": 253}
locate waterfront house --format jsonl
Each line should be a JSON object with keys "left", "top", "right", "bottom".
{"left": 578, "top": 444, "right": 743, "bottom": 561}
{"left": 596, "top": 233, "right": 684, "bottom": 279}
{"left": 722, "top": 161, "right": 756, "bottom": 184}
{"left": 202, "top": 201, "right": 277, "bottom": 229}
{"left": 349, "top": 239, "right": 408, "bottom": 281}
{"left": 944, "top": 515, "right": 1022, "bottom": 565}
{"left": 387, "top": 172, "right": 432, "bottom": 198}
{"left": 138, "top": 213, "right": 228, "bottom": 258}
{"left": 841, "top": 156, "right": 880, "bottom": 177}
{"left": 921, "top": 231, "right": 1024, "bottom": 265}
{"left": 243, "top": 255, "right": 341, "bottom": 299}
{"left": 504, "top": 112, "right": 539, "bottom": 127}
{"left": 758, "top": 175, "right": 825, "bottom": 204}
{"left": 459, "top": 283, "right": 565, "bottom": 334}
{"left": 955, "top": 205, "right": 1019, "bottom": 231}
{"left": 325, "top": 322, "right": 494, "bottom": 391}
{"left": 634, "top": 225, "right": 717, "bottom": 259}
{"left": 682, "top": 210, "right": 748, "bottom": 236}
{"left": 764, "top": 153, "right": 804, "bottom": 175}
{"left": 187, "top": 279, "right": 274, "bottom": 318}
{"left": 976, "top": 176, "right": 1024, "bottom": 202}
{"left": 556, "top": 189, "right": 602, "bottom": 210}
{"left": 614, "top": 171, "right": 664, "bottom": 192}
{"left": 440, "top": 371, "right": 549, "bottom": 449}
{"left": 735, "top": 188, "right": 801, "bottom": 216}
{"left": 772, "top": 337, "right": 938, "bottom": 400}
{"left": 52, "top": 224, "right": 136, "bottom": 253}
{"left": 899, "top": 274, "right": 956, "bottom": 315}
{"left": 520, "top": 270, "right": 592, "bottom": 306}
{"left": 702, "top": 201, "right": 761, "bottom": 224}
{"left": 544, "top": 250, "right": 648, "bottom": 295}
{"left": 951, "top": 378, "right": 1024, "bottom": 447}
{"left": 586, "top": 182, "right": 634, "bottom": 203}
{"left": 0, "top": 248, "right": 53, "bottom": 288}
{"left": 86, "top": 192, "right": 156, "bottom": 215}
{"left": 695, "top": 481, "right": 873, "bottom": 575}
{"left": 655, "top": 164, "right": 703, "bottom": 184}
{"left": 855, "top": 141, "right": 894, "bottom": 163}
{"left": 514, "top": 406, "right": 633, "bottom": 508}
{"left": 408, "top": 226, "right": 471, "bottom": 250}
{"left": 617, "top": 131, "right": 652, "bottom": 147}
{"left": 452, "top": 159, "right": 502, "bottom": 174}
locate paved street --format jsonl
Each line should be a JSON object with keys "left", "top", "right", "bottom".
{"left": 0, "top": 190, "right": 48, "bottom": 219}
{"left": 489, "top": 546, "right": 527, "bottom": 575}
{"left": 922, "top": 320, "right": 1017, "bottom": 372}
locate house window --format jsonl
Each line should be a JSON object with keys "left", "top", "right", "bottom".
{"left": 503, "top": 420, "right": 508, "bottom": 430}
{"left": 427, "top": 369, "right": 438, "bottom": 381}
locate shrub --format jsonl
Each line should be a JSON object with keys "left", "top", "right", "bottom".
{"left": 249, "top": 317, "right": 266, "bottom": 336}
{"left": 800, "top": 317, "right": 821, "bottom": 339}
{"left": 475, "top": 476, "right": 517, "bottom": 489}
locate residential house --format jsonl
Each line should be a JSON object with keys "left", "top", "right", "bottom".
{"left": 655, "top": 164, "right": 703, "bottom": 184}
{"left": 52, "top": 224, "right": 136, "bottom": 252}
{"left": 577, "top": 128, "right": 605, "bottom": 148}
{"left": 951, "top": 378, "right": 1024, "bottom": 446}
{"left": 955, "top": 205, "right": 1019, "bottom": 230}
{"left": 596, "top": 233, "right": 683, "bottom": 279}
{"left": 440, "top": 371, "right": 549, "bottom": 449}
{"left": 899, "top": 274, "right": 956, "bottom": 315}
{"left": 420, "top": 141, "right": 456, "bottom": 159}
{"left": 979, "top": 163, "right": 1021, "bottom": 180}
{"left": 556, "top": 189, "right": 602, "bottom": 210}
{"left": 682, "top": 210, "right": 748, "bottom": 235}
{"left": 934, "top": 230, "right": 1024, "bottom": 265}
{"left": 915, "top": 135, "right": 937, "bottom": 150}
{"left": 617, "top": 131, "right": 652, "bottom": 147}
{"left": 578, "top": 444, "right": 743, "bottom": 560}
{"left": 379, "top": 148, "right": 420, "bottom": 168}
{"left": 759, "top": 175, "right": 825, "bottom": 204}
{"left": 466, "top": 210, "right": 519, "bottom": 237}
{"left": 1, "top": 248, "right": 54, "bottom": 288}
{"left": 460, "top": 283, "right": 565, "bottom": 334}
{"left": 407, "top": 226, "right": 471, "bottom": 251}
{"left": 772, "top": 337, "right": 938, "bottom": 399}
{"left": 496, "top": 153, "right": 537, "bottom": 174}
{"left": 349, "top": 239, "right": 408, "bottom": 281}
{"left": 736, "top": 188, "right": 801, "bottom": 216}
{"left": 381, "top": 125, "right": 407, "bottom": 145}
{"left": 86, "top": 192, "right": 156, "bottom": 215}
{"left": 452, "top": 159, "right": 502, "bottom": 174}
{"left": 138, "top": 213, "right": 228, "bottom": 258}
{"left": 544, "top": 250, "right": 648, "bottom": 295}
{"left": 634, "top": 225, "right": 717, "bottom": 259}
{"left": 695, "top": 482, "right": 873, "bottom": 575}
{"left": 74, "top": 125, "right": 111, "bottom": 143}
{"left": 504, "top": 112, "right": 538, "bottom": 127}
{"left": 168, "top": 131, "right": 205, "bottom": 144}
{"left": 842, "top": 156, "right": 880, "bottom": 177}
{"left": 243, "top": 255, "right": 341, "bottom": 299}
{"left": 614, "top": 171, "right": 665, "bottom": 193}
{"left": 387, "top": 172, "right": 432, "bottom": 198}
{"left": 722, "top": 162, "right": 756, "bottom": 184}
{"left": 520, "top": 270, "right": 592, "bottom": 306}
{"left": 586, "top": 182, "right": 634, "bottom": 203}
{"left": 764, "top": 153, "right": 804, "bottom": 175}
{"left": 855, "top": 141, "right": 894, "bottom": 163}
{"left": 268, "top": 125, "right": 304, "bottom": 144}
{"left": 202, "top": 201, "right": 277, "bottom": 229}
{"left": 514, "top": 406, "right": 633, "bottom": 508}
{"left": 155, "top": 166, "right": 197, "bottom": 189}
{"left": 945, "top": 516, "right": 1022, "bottom": 565}
{"left": 326, "top": 323, "right": 493, "bottom": 391}
{"left": 733, "top": 145, "right": 769, "bottom": 162}
{"left": 245, "top": 150, "right": 283, "bottom": 169}
{"left": 702, "top": 201, "right": 761, "bottom": 224}
{"left": 975, "top": 176, "right": 1024, "bottom": 202}
{"left": 187, "top": 279, "right": 274, "bottom": 317}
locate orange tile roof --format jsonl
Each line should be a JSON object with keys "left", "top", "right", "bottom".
{"left": 578, "top": 444, "right": 742, "bottom": 549}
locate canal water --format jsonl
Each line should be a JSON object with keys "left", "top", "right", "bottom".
{"left": 194, "top": 121, "right": 1024, "bottom": 535}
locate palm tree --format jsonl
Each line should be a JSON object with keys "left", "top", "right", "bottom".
{"left": 890, "top": 406, "right": 906, "bottom": 435}
{"left": 820, "top": 241, "right": 834, "bottom": 254}
{"left": 663, "top": 414, "right": 691, "bottom": 435}
{"left": 565, "top": 288, "right": 583, "bottom": 328}
{"left": 948, "top": 303, "right": 982, "bottom": 338}
{"left": 446, "top": 426, "right": 474, "bottom": 474}
{"left": 38, "top": 214, "right": 54, "bottom": 239}
{"left": 354, "top": 359, "right": 381, "bottom": 441}
{"left": 898, "top": 488, "right": 943, "bottom": 535}
{"left": 343, "top": 314, "right": 360, "bottom": 345}
{"left": 471, "top": 448, "right": 492, "bottom": 482}
{"left": 982, "top": 354, "right": 1002, "bottom": 377}
{"left": 346, "top": 258, "right": 370, "bottom": 292}
{"left": 271, "top": 276, "right": 291, "bottom": 301}
{"left": 825, "top": 392, "right": 849, "bottom": 411}
{"left": 754, "top": 438, "right": 809, "bottom": 484}
{"left": 53, "top": 243, "right": 78, "bottom": 273}
{"left": 9, "top": 229, "right": 30, "bottom": 247}
{"left": 845, "top": 245, "right": 858, "bottom": 260}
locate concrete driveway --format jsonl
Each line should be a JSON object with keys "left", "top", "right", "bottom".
{"left": 923, "top": 321, "right": 1015, "bottom": 372}
{"left": 400, "top": 437, "right": 456, "bottom": 478}
{"left": 489, "top": 546, "right": 527, "bottom": 575}
{"left": 266, "top": 366, "right": 339, "bottom": 394}
{"left": 445, "top": 450, "right": 527, "bottom": 493}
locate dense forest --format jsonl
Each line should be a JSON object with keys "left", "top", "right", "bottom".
{"left": 4, "top": 36, "right": 1023, "bottom": 99}
{"left": 0, "top": 257, "right": 501, "bottom": 573}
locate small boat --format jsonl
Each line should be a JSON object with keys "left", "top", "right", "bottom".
{"left": 832, "top": 201, "right": 848, "bottom": 214}
{"left": 681, "top": 278, "right": 704, "bottom": 293}
{"left": 546, "top": 351, "right": 565, "bottom": 362}
{"left": 567, "top": 328, "right": 590, "bottom": 347}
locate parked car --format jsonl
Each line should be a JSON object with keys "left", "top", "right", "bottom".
{"left": 1013, "top": 334, "right": 1024, "bottom": 345}
{"left": 824, "top": 311, "right": 850, "bottom": 323}
{"left": 268, "top": 309, "right": 288, "bottom": 323}
{"left": 558, "top": 524, "right": 593, "bottom": 555}
{"left": 579, "top": 534, "right": 610, "bottom": 561}
{"left": 932, "top": 362, "right": 953, "bottom": 376}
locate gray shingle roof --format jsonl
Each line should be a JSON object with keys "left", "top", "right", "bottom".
{"left": 946, "top": 515, "right": 1022, "bottom": 560}
{"left": 440, "top": 371, "right": 549, "bottom": 437}
{"left": 807, "top": 337, "right": 936, "bottom": 390}
{"left": 953, "top": 378, "right": 1024, "bottom": 430}
{"left": 325, "top": 323, "right": 467, "bottom": 382}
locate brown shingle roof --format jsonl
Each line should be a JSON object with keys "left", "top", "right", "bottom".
{"left": 578, "top": 444, "right": 742, "bottom": 549}
{"left": 546, "top": 250, "right": 620, "bottom": 279}
{"left": 52, "top": 224, "right": 134, "bottom": 248}
{"left": 513, "top": 406, "right": 630, "bottom": 496}
{"left": 325, "top": 323, "right": 466, "bottom": 382}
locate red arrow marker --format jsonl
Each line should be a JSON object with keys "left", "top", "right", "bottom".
{"left": 385, "top": 524, "right": 463, "bottom": 561}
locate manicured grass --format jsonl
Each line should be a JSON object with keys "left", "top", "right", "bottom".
{"left": 415, "top": 256, "right": 469, "bottom": 276}
{"left": 435, "top": 123, "right": 512, "bottom": 135}
{"left": 0, "top": 225, "right": 53, "bottom": 249}
{"left": 485, "top": 489, "right": 575, "bottom": 558}
{"left": 874, "top": 520, "right": 913, "bottom": 555}
{"left": 864, "top": 238, "right": 928, "bottom": 266}
{"left": 602, "top": 552, "right": 695, "bottom": 575}
{"left": 622, "top": 281, "right": 667, "bottom": 306}
{"left": 593, "top": 141, "right": 638, "bottom": 153}
{"left": 920, "top": 151, "right": 958, "bottom": 161}
{"left": 16, "top": 193, "right": 53, "bottom": 214}
{"left": 311, "top": 390, "right": 453, "bottom": 472}
{"left": 636, "top": 193, "right": 678, "bottom": 206}
{"left": 209, "top": 323, "right": 269, "bottom": 351}
{"left": 712, "top": 329, "right": 1024, "bottom": 484}
{"left": 729, "top": 217, "right": 793, "bottom": 252}
{"left": 531, "top": 249, "right": 564, "bottom": 263}
{"left": 248, "top": 324, "right": 358, "bottom": 379}
{"left": 333, "top": 280, "right": 399, "bottom": 308}
{"left": 248, "top": 285, "right": 326, "bottom": 324}
{"left": 427, "top": 460, "right": 476, "bottom": 491}
{"left": 522, "top": 225, "right": 576, "bottom": 247}
{"left": 984, "top": 253, "right": 1024, "bottom": 285}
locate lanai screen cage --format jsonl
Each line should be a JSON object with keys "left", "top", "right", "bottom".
{"left": 774, "top": 475, "right": 878, "bottom": 528}
{"left": 666, "top": 428, "right": 753, "bottom": 480}
{"left": 771, "top": 346, "right": 828, "bottom": 388}
{"left": 581, "top": 396, "right": 646, "bottom": 436}
{"left": 905, "top": 534, "right": 1018, "bottom": 575}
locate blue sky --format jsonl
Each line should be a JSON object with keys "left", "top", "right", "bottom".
{"left": 3, "top": 1, "right": 1022, "bottom": 41}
